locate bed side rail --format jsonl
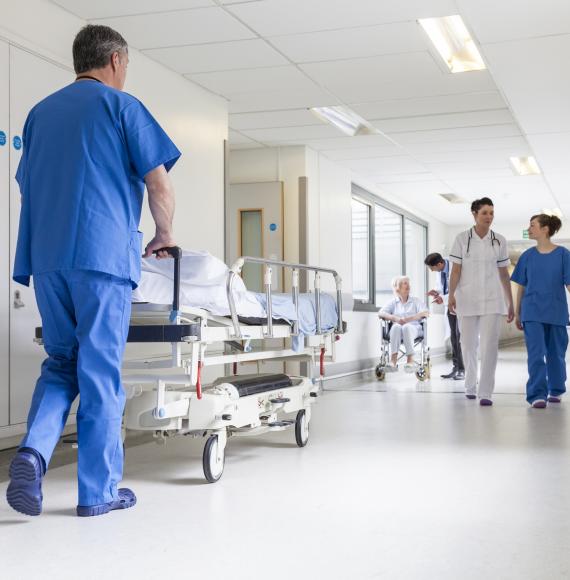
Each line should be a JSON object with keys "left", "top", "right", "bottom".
{"left": 227, "top": 257, "right": 344, "bottom": 339}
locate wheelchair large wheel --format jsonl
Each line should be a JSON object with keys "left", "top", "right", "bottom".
{"left": 375, "top": 364, "right": 386, "bottom": 381}
{"left": 203, "top": 434, "right": 225, "bottom": 483}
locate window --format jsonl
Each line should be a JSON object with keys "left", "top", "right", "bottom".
{"left": 375, "top": 205, "right": 402, "bottom": 305}
{"left": 351, "top": 185, "right": 428, "bottom": 309}
{"left": 351, "top": 198, "right": 370, "bottom": 302}
{"left": 405, "top": 218, "right": 427, "bottom": 300}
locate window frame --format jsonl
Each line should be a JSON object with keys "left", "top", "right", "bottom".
{"left": 351, "top": 184, "right": 429, "bottom": 312}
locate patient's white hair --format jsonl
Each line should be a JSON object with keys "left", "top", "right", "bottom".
{"left": 391, "top": 275, "right": 410, "bottom": 296}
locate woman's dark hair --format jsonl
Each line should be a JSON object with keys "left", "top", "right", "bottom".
{"left": 424, "top": 253, "right": 444, "bottom": 267}
{"left": 471, "top": 197, "right": 494, "bottom": 213}
{"left": 531, "top": 213, "right": 562, "bottom": 237}
{"left": 73, "top": 24, "right": 128, "bottom": 74}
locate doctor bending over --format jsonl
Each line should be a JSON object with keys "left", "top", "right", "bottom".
{"left": 379, "top": 276, "right": 429, "bottom": 373}
{"left": 6, "top": 25, "right": 180, "bottom": 518}
{"left": 448, "top": 198, "right": 514, "bottom": 406}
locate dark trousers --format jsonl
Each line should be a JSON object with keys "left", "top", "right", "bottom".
{"left": 448, "top": 310, "right": 464, "bottom": 371}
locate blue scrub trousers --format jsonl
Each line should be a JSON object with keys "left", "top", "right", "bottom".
{"left": 21, "top": 270, "right": 132, "bottom": 506}
{"left": 523, "top": 321, "right": 568, "bottom": 404}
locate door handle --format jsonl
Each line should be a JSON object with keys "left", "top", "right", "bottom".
{"left": 13, "top": 290, "right": 25, "bottom": 309}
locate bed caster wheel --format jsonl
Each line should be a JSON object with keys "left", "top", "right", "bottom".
{"left": 375, "top": 364, "right": 385, "bottom": 381}
{"left": 295, "top": 409, "right": 309, "bottom": 447}
{"left": 203, "top": 434, "right": 225, "bottom": 483}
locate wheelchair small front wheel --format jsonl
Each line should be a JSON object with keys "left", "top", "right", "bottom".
{"left": 375, "top": 364, "right": 386, "bottom": 381}
{"left": 415, "top": 367, "right": 428, "bottom": 382}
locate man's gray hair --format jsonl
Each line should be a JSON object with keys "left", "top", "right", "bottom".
{"left": 72, "top": 24, "right": 128, "bottom": 74}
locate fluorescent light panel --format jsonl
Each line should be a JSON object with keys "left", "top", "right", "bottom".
{"left": 419, "top": 15, "right": 486, "bottom": 73}
{"left": 510, "top": 156, "right": 541, "bottom": 176}
{"left": 310, "top": 106, "right": 380, "bottom": 137}
{"left": 439, "top": 193, "right": 468, "bottom": 204}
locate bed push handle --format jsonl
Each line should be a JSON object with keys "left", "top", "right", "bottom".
{"left": 153, "top": 246, "right": 182, "bottom": 320}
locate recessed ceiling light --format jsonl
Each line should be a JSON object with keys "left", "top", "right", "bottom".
{"left": 439, "top": 193, "right": 468, "bottom": 204}
{"left": 509, "top": 156, "right": 541, "bottom": 176}
{"left": 418, "top": 15, "right": 486, "bottom": 73}
{"left": 309, "top": 106, "right": 380, "bottom": 137}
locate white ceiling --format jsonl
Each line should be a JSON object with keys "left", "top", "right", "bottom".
{"left": 51, "top": 0, "right": 570, "bottom": 225}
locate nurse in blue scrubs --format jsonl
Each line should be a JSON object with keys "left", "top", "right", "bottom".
{"left": 6, "top": 25, "right": 180, "bottom": 517}
{"left": 511, "top": 214, "right": 570, "bottom": 408}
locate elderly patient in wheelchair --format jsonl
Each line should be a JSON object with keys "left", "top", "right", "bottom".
{"left": 378, "top": 276, "right": 429, "bottom": 373}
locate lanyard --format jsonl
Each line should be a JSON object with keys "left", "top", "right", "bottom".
{"left": 75, "top": 75, "right": 102, "bottom": 83}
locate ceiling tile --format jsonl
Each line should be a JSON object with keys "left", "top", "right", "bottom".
{"left": 189, "top": 65, "right": 318, "bottom": 96}
{"left": 446, "top": 175, "right": 552, "bottom": 200}
{"left": 340, "top": 155, "right": 427, "bottom": 175}
{"left": 323, "top": 146, "right": 405, "bottom": 161}
{"left": 143, "top": 39, "right": 287, "bottom": 74}
{"left": 377, "top": 181, "right": 453, "bottom": 195}
{"left": 228, "top": 88, "right": 340, "bottom": 113}
{"left": 300, "top": 53, "right": 496, "bottom": 103}
{"left": 229, "top": 128, "right": 258, "bottom": 144}
{"left": 269, "top": 21, "right": 427, "bottom": 63}
{"left": 389, "top": 124, "right": 521, "bottom": 145}
{"left": 230, "top": 109, "right": 322, "bottom": 130}
{"left": 241, "top": 124, "right": 342, "bottom": 142}
{"left": 416, "top": 147, "right": 531, "bottom": 165}
{"left": 457, "top": 0, "right": 570, "bottom": 43}
{"left": 52, "top": 0, "right": 214, "bottom": 19}
{"left": 430, "top": 166, "right": 515, "bottom": 179}
{"left": 371, "top": 109, "right": 514, "bottom": 133}
{"left": 351, "top": 92, "right": 507, "bottom": 119}
{"left": 373, "top": 174, "right": 443, "bottom": 184}
{"left": 405, "top": 136, "right": 530, "bottom": 154}
{"left": 526, "top": 132, "right": 570, "bottom": 174}
{"left": 303, "top": 134, "right": 398, "bottom": 151}
{"left": 91, "top": 7, "right": 255, "bottom": 50}
{"left": 226, "top": 0, "right": 458, "bottom": 36}
{"left": 483, "top": 35, "right": 570, "bottom": 133}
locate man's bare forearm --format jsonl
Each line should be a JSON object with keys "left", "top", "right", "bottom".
{"left": 145, "top": 165, "right": 175, "bottom": 237}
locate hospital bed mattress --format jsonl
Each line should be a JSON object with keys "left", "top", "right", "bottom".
{"left": 221, "top": 373, "right": 293, "bottom": 397}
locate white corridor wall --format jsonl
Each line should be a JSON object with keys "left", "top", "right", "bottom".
{"left": 230, "top": 146, "right": 451, "bottom": 375}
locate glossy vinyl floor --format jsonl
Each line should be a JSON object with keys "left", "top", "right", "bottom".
{"left": 1, "top": 343, "right": 569, "bottom": 580}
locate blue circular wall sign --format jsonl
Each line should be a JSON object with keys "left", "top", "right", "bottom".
{"left": 13, "top": 135, "right": 22, "bottom": 150}
{"left": 0, "top": 131, "right": 6, "bottom": 146}
{"left": 269, "top": 223, "right": 277, "bottom": 232}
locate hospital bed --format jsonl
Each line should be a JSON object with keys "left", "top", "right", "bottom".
{"left": 42, "top": 248, "right": 345, "bottom": 483}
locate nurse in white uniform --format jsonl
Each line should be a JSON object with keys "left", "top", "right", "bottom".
{"left": 448, "top": 197, "right": 514, "bottom": 406}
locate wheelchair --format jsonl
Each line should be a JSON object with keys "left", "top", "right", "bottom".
{"left": 375, "top": 318, "right": 430, "bottom": 382}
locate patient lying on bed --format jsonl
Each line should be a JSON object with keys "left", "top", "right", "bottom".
{"left": 132, "top": 250, "right": 338, "bottom": 350}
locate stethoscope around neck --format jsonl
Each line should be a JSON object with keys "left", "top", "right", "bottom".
{"left": 466, "top": 227, "right": 501, "bottom": 257}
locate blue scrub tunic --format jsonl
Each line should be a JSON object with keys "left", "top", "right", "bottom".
{"left": 511, "top": 245, "right": 570, "bottom": 403}
{"left": 14, "top": 79, "right": 181, "bottom": 288}
{"left": 511, "top": 246, "right": 570, "bottom": 326}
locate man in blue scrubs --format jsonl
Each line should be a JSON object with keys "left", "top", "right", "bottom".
{"left": 6, "top": 24, "right": 181, "bottom": 517}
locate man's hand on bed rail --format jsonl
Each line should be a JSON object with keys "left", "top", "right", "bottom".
{"left": 143, "top": 233, "right": 178, "bottom": 259}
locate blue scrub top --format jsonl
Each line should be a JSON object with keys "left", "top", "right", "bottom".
{"left": 14, "top": 79, "right": 181, "bottom": 288}
{"left": 511, "top": 246, "right": 570, "bottom": 326}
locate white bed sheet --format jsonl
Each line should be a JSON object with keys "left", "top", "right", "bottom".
{"left": 132, "top": 250, "right": 265, "bottom": 318}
